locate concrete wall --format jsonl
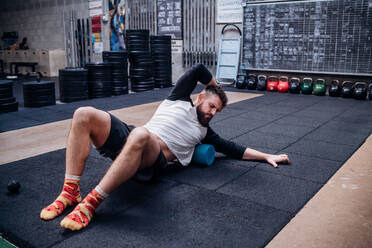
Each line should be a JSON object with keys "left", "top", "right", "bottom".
{"left": 0, "top": 0, "right": 89, "bottom": 50}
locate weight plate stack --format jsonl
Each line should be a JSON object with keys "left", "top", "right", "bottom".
{"left": 103, "top": 51, "right": 129, "bottom": 95}
{"left": 59, "top": 68, "right": 88, "bottom": 103}
{"left": 126, "top": 30, "right": 154, "bottom": 92}
{"left": 85, "top": 63, "right": 113, "bottom": 98}
{"left": 150, "top": 35, "right": 172, "bottom": 88}
{"left": 23, "top": 81, "right": 56, "bottom": 108}
{"left": 0, "top": 80, "right": 18, "bottom": 113}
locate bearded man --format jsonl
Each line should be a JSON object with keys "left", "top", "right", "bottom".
{"left": 40, "top": 64, "right": 289, "bottom": 231}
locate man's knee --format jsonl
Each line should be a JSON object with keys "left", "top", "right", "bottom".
{"left": 72, "top": 107, "right": 97, "bottom": 126}
{"left": 128, "top": 127, "right": 151, "bottom": 146}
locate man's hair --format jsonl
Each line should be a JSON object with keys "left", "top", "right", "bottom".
{"left": 204, "top": 85, "right": 228, "bottom": 108}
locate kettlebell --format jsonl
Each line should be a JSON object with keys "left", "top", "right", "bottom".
{"left": 246, "top": 74, "right": 257, "bottom": 90}
{"left": 353, "top": 82, "right": 367, "bottom": 100}
{"left": 277, "top": 76, "right": 289, "bottom": 93}
{"left": 341, "top": 81, "right": 354, "bottom": 98}
{"left": 257, "top": 75, "right": 267, "bottom": 90}
{"left": 267, "top": 76, "right": 279, "bottom": 92}
{"left": 368, "top": 83, "right": 372, "bottom": 100}
{"left": 301, "top": 77, "right": 313, "bottom": 94}
{"left": 289, "top": 77, "right": 301, "bottom": 93}
{"left": 329, "top": 80, "right": 341, "bottom": 97}
{"left": 235, "top": 74, "right": 247, "bottom": 89}
{"left": 313, "top": 78, "right": 326, "bottom": 96}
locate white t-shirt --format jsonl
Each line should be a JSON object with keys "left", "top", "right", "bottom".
{"left": 144, "top": 99, "right": 207, "bottom": 166}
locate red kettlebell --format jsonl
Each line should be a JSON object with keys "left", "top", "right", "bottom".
{"left": 278, "top": 76, "right": 289, "bottom": 93}
{"left": 267, "top": 76, "right": 279, "bottom": 92}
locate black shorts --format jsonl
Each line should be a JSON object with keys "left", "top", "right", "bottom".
{"left": 97, "top": 113, "right": 168, "bottom": 182}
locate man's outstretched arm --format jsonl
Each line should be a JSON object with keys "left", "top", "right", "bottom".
{"left": 202, "top": 127, "right": 290, "bottom": 168}
{"left": 242, "top": 147, "right": 290, "bottom": 168}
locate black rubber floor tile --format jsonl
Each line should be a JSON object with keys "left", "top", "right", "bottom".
{"left": 0, "top": 112, "right": 44, "bottom": 132}
{"left": 217, "top": 168, "right": 323, "bottom": 213}
{"left": 271, "top": 115, "right": 327, "bottom": 128}
{"left": 238, "top": 109, "right": 286, "bottom": 121}
{"left": 282, "top": 139, "right": 356, "bottom": 162}
{"left": 257, "top": 152, "right": 341, "bottom": 183}
{"left": 161, "top": 157, "right": 255, "bottom": 190}
{"left": 210, "top": 116, "right": 266, "bottom": 140}
{"left": 334, "top": 115, "right": 372, "bottom": 126}
{"left": 0, "top": 150, "right": 106, "bottom": 248}
{"left": 304, "top": 128, "right": 368, "bottom": 146}
{"left": 231, "top": 131, "right": 299, "bottom": 151}
{"left": 210, "top": 108, "right": 246, "bottom": 124}
{"left": 255, "top": 123, "right": 315, "bottom": 138}
{"left": 0, "top": 149, "right": 176, "bottom": 248}
{"left": 53, "top": 184, "right": 292, "bottom": 248}
{"left": 320, "top": 120, "right": 372, "bottom": 135}
{"left": 291, "top": 109, "right": 339, "bottom": 120}
{"left": 13, "top": 108, "right": 72, "bottom": 123}
{"left": 224, "top": 100, "right": 262, "bottom": 111}
{"left": 253, "top": 104, "right": 296, "bottom": 115}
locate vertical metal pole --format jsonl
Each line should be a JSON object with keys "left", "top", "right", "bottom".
{"left": 70, "top": 9, "right": 76, "bottom": 67}
{"left": 63, "top": 8, "right": 68, "bottom": 67}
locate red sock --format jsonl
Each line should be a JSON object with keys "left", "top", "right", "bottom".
{"left": 40, "top": 179, "right": 81, "bottom": 220}
{"left": 60, "top": 188, "right": 105, "bottom": 231}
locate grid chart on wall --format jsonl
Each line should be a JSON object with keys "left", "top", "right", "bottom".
{"left": 242, "top": 0, "right": 372, "bottom": 75}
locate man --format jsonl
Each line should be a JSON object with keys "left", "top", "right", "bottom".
{"left": 40, "top": 64, "right": 290, "bottom": 231}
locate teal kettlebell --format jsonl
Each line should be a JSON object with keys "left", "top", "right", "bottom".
{"left": 313, "top": 78, "right": 326, "bottom": 96}
{"left": 301, "top": 77, "right": 313, "bottom": 95}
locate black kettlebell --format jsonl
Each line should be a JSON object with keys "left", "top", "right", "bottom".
{"left": 341, "top": 81, "right": 354, "bottom": 98}
{"left": 246, "top": 74, "right": 257, "bottom": 90}
{"left": 329, "top": 80, "right": 341, "bottom": 97}
{"left": 235, "top": 74, "right": 247, "bottom": 89}
{"left": 257, "top": 74, "right": 267, "bottom": 90}
{"left": 7, "top": 180, "right": 21, "bottom": 194}
{"left": 368, "top": 83, "right": 372, "bottom": 100}
{"left": 353, "top": 82, "right": 367, "bottom": 100}
{"left": 289, "top": 77, "right": 301, "bottom": 94}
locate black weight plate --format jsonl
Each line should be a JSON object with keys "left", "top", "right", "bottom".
{"left": 0, "top": 87, "right": 12, "bottom": 94}
{"left": 132, "top": 79, "right": 155, "bottom": 85}
{"left": 60, "top": 97, "right": 88, "bottom": 103}
{"left": 0, "top": 84, "right": 12, "bottom": 91}
{"left": 103, "top": 51, "right": 128, "bottom": 56}
{"left": 24, "top": 95, "right": 56, "bottom": 102}
{"left": 60, "top": 82, "right": 89, "bottom": 87}
{"left": 0, "top": 80, "right": 12, "bottom": 88}
{"left": 0, "top": 101, "right": 18, "bottom": 113}
{"left": 23, "top": 87, "right": 55, "bottom": 93}
{"left": 150, "top": 35, "right": 171, "bottom": 40}
{"left": 0, "top": 97, "right": 16, "bottom": 104}
{"left": 126, "top": 29, "right": 149, "bottom": 34}
{"left": 23, "top": 81, "right": 55, "bottom": 86}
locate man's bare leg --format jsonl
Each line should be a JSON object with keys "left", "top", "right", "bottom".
{"left": 40, "top": 107, "right": 111, "bottom": 220}
{"left": 60, "top": 127, "right": 161, "bottom": 231}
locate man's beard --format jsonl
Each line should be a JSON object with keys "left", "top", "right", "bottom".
{"left": 196, "top": 106, "right": 212, "bottom": 127}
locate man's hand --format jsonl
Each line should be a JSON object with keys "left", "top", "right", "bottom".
{"left": 242, "top": 148, "right": 290, "bottom": 168}
{"left": 207, "top": 77, "right": 219, "bottom": 87}
{"left": 265, "top": 154, "right": 290, "bottom": 168}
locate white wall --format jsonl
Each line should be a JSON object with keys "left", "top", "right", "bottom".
{"left": 0, "top": 0, "right": 89, "bottom": 50}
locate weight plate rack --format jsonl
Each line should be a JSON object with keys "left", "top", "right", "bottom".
{"left": 0, "top": 80, "right": 18, "bottom": 113}
{"left": 59, "top": 68, "right": 89, "bottom": 103}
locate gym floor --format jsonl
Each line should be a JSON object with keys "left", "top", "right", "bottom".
{"left": 0, "top": 84, "right": 371, "bottom": 248}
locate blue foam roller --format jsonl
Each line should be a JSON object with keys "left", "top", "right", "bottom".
{"left": 191, "top": 144, "right": 215, "bottom": 166}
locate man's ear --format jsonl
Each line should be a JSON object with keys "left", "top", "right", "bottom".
{"left": 197, "top": 93, "right": 205, "bottom": 104}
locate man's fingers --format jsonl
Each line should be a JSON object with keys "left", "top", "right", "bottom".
{"left": 269, "top": 159, "right": 278, "bottom": 168}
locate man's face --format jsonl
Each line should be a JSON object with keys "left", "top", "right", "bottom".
{"left": 196, "top": 93, "right": 223, "bottom": 127}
